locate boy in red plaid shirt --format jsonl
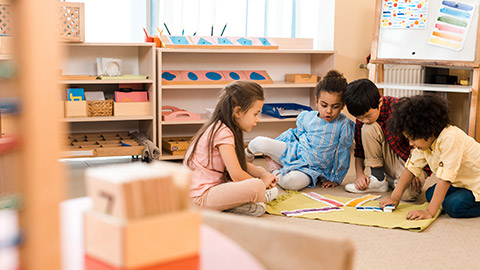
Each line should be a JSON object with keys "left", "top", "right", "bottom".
{"left": 343, "top": 79, "right": 425, "bottom": 201}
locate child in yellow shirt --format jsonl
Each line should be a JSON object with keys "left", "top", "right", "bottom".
{"left": 380, "top": 94, "right": 480, "bottom": 219}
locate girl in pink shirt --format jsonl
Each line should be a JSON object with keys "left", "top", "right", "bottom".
{"left": 184, "top": 81, "right": 278, "bottom": 216}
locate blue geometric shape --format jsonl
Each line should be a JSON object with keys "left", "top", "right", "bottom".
{"left": 237, "top": 38, "right": 252, "bottom": 46}
{"left": 198, "top": 38, "right": 212, "bottom": 45}
{"left": 218, "top": 38, "right": 233, "bottom": 44}
{"left": 258, "top": 38, "right": 271, "bottom": 46}
{"left": 206, "top": 72, "right": 222, "bottom": 81}
{"left": 229, "top": 72, "right": 240, "bottom": 80}
{"left": 187, "top": 72, "right": 198, "bottom": 81}
{"left": 162, "top": 72, "right": 176, "bottom": 81}
{"left": 249, "top": 72, "right": 266, "bottom": 80}
{"left": 171, "top": 36, "right": 190, "bottom": 45}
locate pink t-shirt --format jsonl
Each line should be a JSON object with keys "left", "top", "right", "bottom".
{"left": 185, "top": 122, "right": 235, "bottom": 197}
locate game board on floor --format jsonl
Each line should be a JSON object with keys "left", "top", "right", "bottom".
{"left": 266, "top": 191, "right": 440, "bottom": 232}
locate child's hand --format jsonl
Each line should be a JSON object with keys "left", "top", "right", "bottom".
{"left": 379, "top": 197, "right": 399, "bottom": 209}
{"left": 406, "top": 209, "right": 433, "bottom": 220}
{"left": 354, "top": 175, "right": 370, "bottom": 190}
{"left": 320, "top": 180, "right": 338, "bottom": 188}
{"left": 410, "top": 177, "right": 422, "bottom": 191}
{"left": 261, "top": 173, "right": 278, "bottom": 189}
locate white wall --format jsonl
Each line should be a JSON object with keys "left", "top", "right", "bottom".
{"left": 66, "top": 0, "right": 147, "bottom": 43}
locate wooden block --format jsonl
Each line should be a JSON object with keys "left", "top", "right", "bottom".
{"left": 243, "top": 70, "right": 273, "bottom": 84}
{"left": 285, "top": 74, "right": 319, "bottom": 84}
{"left": 114, "top": 102, "right": 152, "bottom": 116}
{"left": 161, "top": 71, "right": 184, "bottom": 85}
{"left": 179, "top": 70, "right": 227, "bottom": 85}
{"left": 222, "top": 70, "right": 248, "bottom": 81}
{"left": 64, "top": 101, "right": 87, "bottom": 117}
{"left": 84, "top": 210, "right": 201, "bottom": 269}
{"left": 85, "top": 254, "right": 199, "bottom": 270}
{"left": 85, "top": 162, "right": 191, "bottom": 219}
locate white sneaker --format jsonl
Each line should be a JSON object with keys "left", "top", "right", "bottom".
{"left": 345, "top": 175, "right": 388, "bottom": 193}
{"left": 265, "top": 187, "right": 279, "bottom": 202}
{"left": 225, "top": 202, "right": 266, "bottom": 217}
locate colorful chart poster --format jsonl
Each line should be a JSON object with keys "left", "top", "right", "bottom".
{"left": 428, "top": 1, "right": 475, "bottom": 51}
{"left": 381, "top": 0, "right": 429, "bottom": 29}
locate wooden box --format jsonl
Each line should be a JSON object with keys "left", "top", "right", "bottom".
{"left": 65, "top": 101, "right": 87, "bottom": 117}
{"left": 114, "top": 102, "right": 152, "bottom": 116}
{"left": 285, "top": 74, "right": 318, "bottom": 84}
{"left": 84, "top": 210, "right": 201, "bottom": 269}
{"left": 162, "top": 137, "right": 192, "bottom": 155}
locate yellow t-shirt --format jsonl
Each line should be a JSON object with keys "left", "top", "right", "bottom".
{"left": 406, "top": 125, "right": 480, "bottom": 201}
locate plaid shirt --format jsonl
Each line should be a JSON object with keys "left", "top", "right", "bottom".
{"left": 354, "top": 96, "right": 411, "bottom": 161}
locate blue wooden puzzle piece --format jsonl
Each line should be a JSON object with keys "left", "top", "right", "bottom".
{"left": 258, "top": 38, "right": 271, "bottom": 46}
{"left": 162, "top": 72, "right": 176, "bottom": 81}
{"left": 206, "top": 72, "right": 222, "bottom": 81}
{"left": 197, "top": 38, "right": 212, "bottom": 45}
{"left": 218, "top": 38, "right": 233, "bottom": 45}
{"left": 237, "top": 38, "right": 252, "bottom": 46}
{"left": 187, "top": 72, "right": 198, "bottom": 81}
{"left": 170, "top": 36, "right": 190, "bottom": 45}
{"left": 228, "top": 72, "right": 240, "bottom": 80}
{"left": 249, "top": 72, "right": 266, "bottom": 80}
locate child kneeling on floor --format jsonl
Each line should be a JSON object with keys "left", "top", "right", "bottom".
{"left": 184, "top": 81, "right": 278, "bottom": 217}
{"left": 246, "top": 70, "right": 354, "bottom": 190}
{"left": 380, "top": 94, "right": 480, "bottom": 219}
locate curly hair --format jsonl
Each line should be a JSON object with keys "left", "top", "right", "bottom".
{"left": 388, "top": 94, "right": 450, "bottom": 140}
{"left": 344, "top": 79, "right": 381, "bottom": 117}
{"left": 315, "top": 70, "right": 347, "bottom": 101}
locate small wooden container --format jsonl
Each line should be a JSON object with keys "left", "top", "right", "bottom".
{"left": 114, "top": 102, "right": 152, "bottom": 116}
{"left": 65, "top": 101, "right": 87, "bottom": 117}
{"left": 285, "top": 74, "right": 318, "bottom": 84}
{"left": 162, "top": 137, "right": 192, "bottom": 155}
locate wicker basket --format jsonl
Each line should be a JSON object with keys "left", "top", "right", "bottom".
{"left": 87, "top": 100, "right": 113, "bottom": 117}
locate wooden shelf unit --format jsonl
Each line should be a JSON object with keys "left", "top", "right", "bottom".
{"left": 157, "top": 38, "right": 335, "bottom": 160}
{"left": 59, "top": 43, "right": 157, "bottom": 158}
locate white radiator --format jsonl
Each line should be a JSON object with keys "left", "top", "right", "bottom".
{"left": 383, "top": 64, "right": 424, "bottom": 97}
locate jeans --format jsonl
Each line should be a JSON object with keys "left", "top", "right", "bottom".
{"left": 426, "top": 184, "right": 480, "bottom": 218}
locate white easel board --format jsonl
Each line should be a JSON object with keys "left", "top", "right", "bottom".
{"left": 377, "top": 0, "right": 480, "bottom": 61}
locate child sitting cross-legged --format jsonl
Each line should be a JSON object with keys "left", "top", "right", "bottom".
{"left": 380, "top": 94, "right": 480, "bottom": 219}
{"left": 246, "top": 70, "right": 354, "bottom": 190}
{"left": 184, "top": 81, "right": 279, "bottom": 217}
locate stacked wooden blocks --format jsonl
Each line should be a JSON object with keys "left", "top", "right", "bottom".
{"left": 84, "top": 161, "right": 201, "bottom": 270}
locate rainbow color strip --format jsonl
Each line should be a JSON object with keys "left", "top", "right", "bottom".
{"left": 429, "top": 1, "right": 475, "bottom": 51}
{"left": 302, "top": 192, "right": 344, "bottom": 207}
{"left": 345, "top": 194, "right": 381, "bottom": 207}
{"left": 281, "top": 207, "right": 343, "bottom": 217}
